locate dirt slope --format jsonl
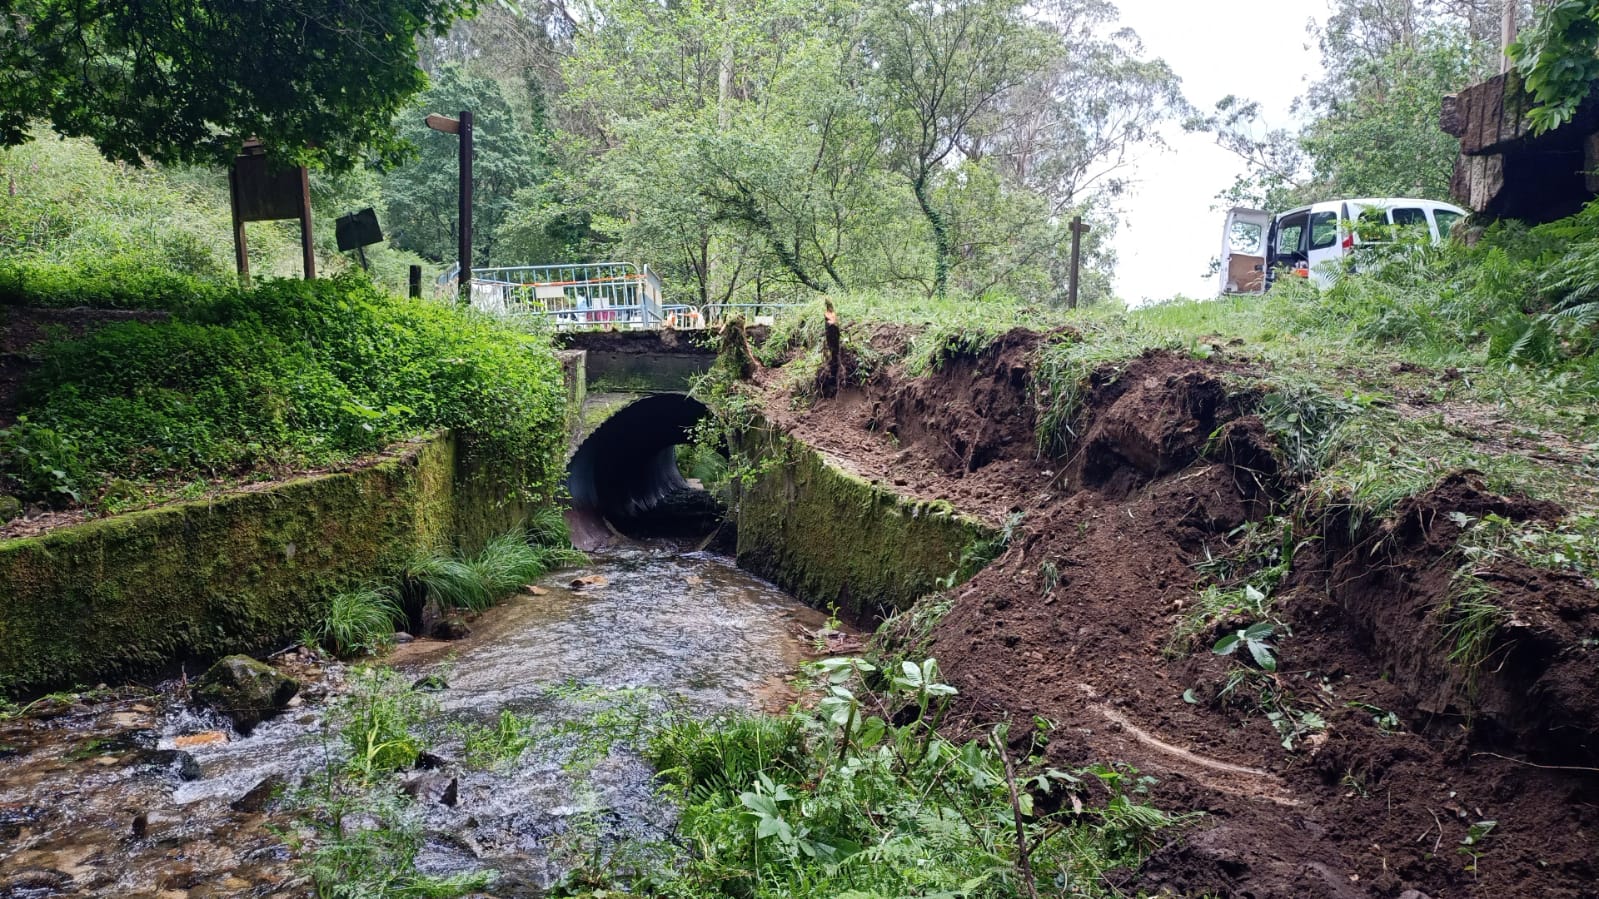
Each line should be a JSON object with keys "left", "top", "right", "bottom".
{"left": 761, "top": 340, "right": 1599, "bottom": 898}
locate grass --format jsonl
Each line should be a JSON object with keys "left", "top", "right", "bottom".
{"left": 407, "top": 525, "right": 586, "bottom": 614}
{"left": 321, "top": 586, "right": 404, "bottom": 657}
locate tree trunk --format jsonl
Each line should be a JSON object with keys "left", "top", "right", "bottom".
{"left": 912, "top": 171, "right": 950, "bottom": 298}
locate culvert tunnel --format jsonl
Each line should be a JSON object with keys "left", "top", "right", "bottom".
{"left": 565, "top": 392, "right": 726, "bottom": 548}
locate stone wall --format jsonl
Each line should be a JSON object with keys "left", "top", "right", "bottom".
{"left": 0, "top": 433, "right": 535, "bottom": 693}
{"left": 734, "top": 425, "right": 993, "bottom": 622}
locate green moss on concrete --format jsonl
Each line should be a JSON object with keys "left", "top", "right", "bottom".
{"left": 733, "top": 425, "right": 993, "bottom": 622}
{"left": 0, "top": 431, "right": 544, "bottom": 694}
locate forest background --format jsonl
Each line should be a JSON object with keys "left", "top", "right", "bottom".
{"left": 0, "top": 0, "right": 1571, "bottom": 308}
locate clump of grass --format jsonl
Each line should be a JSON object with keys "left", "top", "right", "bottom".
{"left": 1031, "top": 322, "right": 1181, "bottom": 456}
{"left": 457, "top": 709, "right": 538, "bottom": 769}
{"left": 1438, "top": 577, "right": 1507, "bottom": 697}
{"left": 1438, "top": 511, "right": 1599, "bottom": 697}
{"left": 406, "top": 554, "right": 493, "bottom": 612}
{"left": 320, "top": 585, "right": 404, "bottom": 657}
{"left": 407, "top": 525, "right": 586, "bottom": 613}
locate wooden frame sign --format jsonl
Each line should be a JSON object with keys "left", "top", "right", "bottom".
{"left": 229, "top": 141, "right": 315, "bottom": 282}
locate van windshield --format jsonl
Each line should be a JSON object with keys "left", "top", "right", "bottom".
{"left": 1435, "top": 210, "right": 1462, "bottom": 238}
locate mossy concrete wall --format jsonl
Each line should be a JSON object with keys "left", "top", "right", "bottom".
{"left": 0, "top": 432, "right": 535, "bottom": 694}
{"left": 734, "top": 426, "right": 993, "bottom": 622}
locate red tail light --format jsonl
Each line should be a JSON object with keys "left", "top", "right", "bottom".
{"left": 1342, "top": 233, "right": 1354, "bottom": 250}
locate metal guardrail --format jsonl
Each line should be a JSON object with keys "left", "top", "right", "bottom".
{"left": 470, "top": 262, "right": 665, "bottom": 329}
{"left": 458, "top": 262, "right": 810, "bottom": 331}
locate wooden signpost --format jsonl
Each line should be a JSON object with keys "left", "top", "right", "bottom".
{"left": 1067, "top": 215, "right": 1091, "bottom": 309}
{"left": 229, "top": 141, "right": 315, "bottom": 282}
{"left": 426, "top": 110, "right": 474, "bottom": 304}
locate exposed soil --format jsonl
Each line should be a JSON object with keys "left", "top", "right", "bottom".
{"left": 761, "top": 341, "right": 1599, "bottom": 898}
{"left": 760, "top": 327, "right": 1053, "bottom": 526}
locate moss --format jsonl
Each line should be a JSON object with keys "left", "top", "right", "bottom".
{"left": 0, "top": 431, "right": 543, "bottom": 694}
{"left": 733, "top": 424, "right": 993, "bottom": 622}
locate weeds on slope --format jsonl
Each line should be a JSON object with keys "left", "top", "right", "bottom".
{"left": 637, "top": 657, "right": 1183, "bottom": 899}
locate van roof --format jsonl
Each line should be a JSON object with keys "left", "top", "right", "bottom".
{"left": 1276, "top": 197, "right": 1467, "bottom": 216}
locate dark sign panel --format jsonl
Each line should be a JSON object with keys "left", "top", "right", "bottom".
{"left": 335, "top": 208, "right": 384, "bottom": 251}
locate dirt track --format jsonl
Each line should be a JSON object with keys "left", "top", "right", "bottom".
{"left": 758, "top": 336, "right": 1599, "bottom": 898}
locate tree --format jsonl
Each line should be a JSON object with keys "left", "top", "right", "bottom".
{"left": 866, "top": 0, "right": 1050, "bottom": 297}
{"left": 381, "top": 66, "right": 542, "bottom": 264}
{"left": 1202, "top": 0, "right": 1504, "bottom": 207}
{"left": 1510, "top": 0, "right": 1599, "bottom": 133}
{"left": 0, "top": 0, "right": 476, "bottom": 170}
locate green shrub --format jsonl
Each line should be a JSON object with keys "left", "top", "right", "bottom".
{"left": 0, "top": 274, "right": 567, "bottom": 507}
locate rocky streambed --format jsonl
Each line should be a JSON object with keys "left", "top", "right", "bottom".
{"left": 0, "top": 550, "right": 840, "bottom": 897}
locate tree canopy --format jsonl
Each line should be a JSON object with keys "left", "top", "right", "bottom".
{"left": 1199, "top": 0, "right": 1513, "bottom": 210}
{"left": 0, "top": 0, "right": 477, "bottom": 169}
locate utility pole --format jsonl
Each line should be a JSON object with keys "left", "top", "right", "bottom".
{"left": 425, "top": 110, "right": 474, "bottom": 304}
{"left": 1067, "top": 216, "right": 1091, "bottom": 309}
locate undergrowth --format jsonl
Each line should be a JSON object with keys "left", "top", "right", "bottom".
{"left": 0, "top": 274, "right": 568, "bottom": 511}
{"left": 1442, "top": 511, "right": 1599, "bottom": 694}
{"left": 635, "top": 657, "right": 1183, "bottom": 898}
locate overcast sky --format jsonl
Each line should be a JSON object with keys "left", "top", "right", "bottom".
{"left": 1109, "top": 1, "right": 1327, "bottom": 304}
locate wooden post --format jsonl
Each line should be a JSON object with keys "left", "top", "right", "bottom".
{"left": 228, "top": 167, "right": 250, "bottom": 285}
{"left": 408, "top": 265, "right": 422, "bottom": 299}
{"left": 298, "top": 166, "right": 316, "bottom": 280}
{"left": 458, "top": 109, "right": 473, "bottom": 305}
{"left": 1501, "top": 0, "right": 1516, "bottom": 74}
{"left": 1067, "top": 216, "right": 1091, "bottom": 309}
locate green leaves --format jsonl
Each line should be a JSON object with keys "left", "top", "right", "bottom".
{"left": 1512, "top": 0, "right": 1599, "bottom": 134}
{"left": 1213, "top": 621, "right": 1278, "bottom": 671}
{"left": 0, "top": 0, "right": 475, "bottom": 170}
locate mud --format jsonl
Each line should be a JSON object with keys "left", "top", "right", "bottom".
{"left": 768, "top": 341, "right": 1599, "bottom": 898}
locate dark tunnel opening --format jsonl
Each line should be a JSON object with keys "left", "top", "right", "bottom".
{"left": 565, "top": 393, "right": 727, "bottom": 548}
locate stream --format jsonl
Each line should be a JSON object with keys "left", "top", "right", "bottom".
{"left": 0, "top": 550, "right": 839, "bottom": 897}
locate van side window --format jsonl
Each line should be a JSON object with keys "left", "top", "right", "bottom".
{"left": 1275, "top": 213, "right": 1307, "bottom": 259}
{"left": 1309, "top": 211, "right": 1338, "bottom": 250}
{"left": 1390, "top": 207, "right": 1427, "bottom": 227}
{"left": 1435, "top": 210, "right": 1462, "bottom": 238}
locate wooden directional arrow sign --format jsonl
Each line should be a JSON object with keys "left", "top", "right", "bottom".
{"left": 425, "top": 113, "right": 460, "bottom": 134}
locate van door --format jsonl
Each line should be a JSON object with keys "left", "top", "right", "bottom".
{"left": 1220, "top": 207, "right": 1271, "bottom": 295}
{"left": 1305, "top": 207, "right": 1343, "bottom": 287}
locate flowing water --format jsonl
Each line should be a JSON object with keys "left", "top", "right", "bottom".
{"left": 0, "top": 550, "right": 839, "bottom": 897}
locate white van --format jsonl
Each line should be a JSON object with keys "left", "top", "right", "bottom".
{"left": 1220, "top": 198, "right": 1467, "bottom": 295}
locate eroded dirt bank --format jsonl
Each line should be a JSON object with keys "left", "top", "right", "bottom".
{"left": 756, "top": 335, "right": 1599, "bottom": 898}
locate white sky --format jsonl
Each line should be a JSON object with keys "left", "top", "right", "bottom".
{"left": 1109, "top": 1, "right": 1326, "bottom": 304}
